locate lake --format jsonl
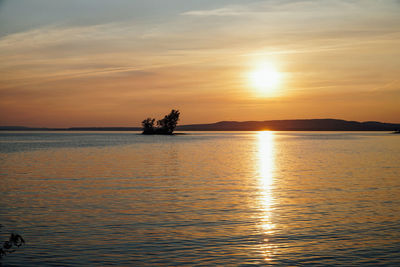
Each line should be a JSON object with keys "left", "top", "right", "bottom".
{"left": 1, "top": 131, "right": 400, "bottom": 266}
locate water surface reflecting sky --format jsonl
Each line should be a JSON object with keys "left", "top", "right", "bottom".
{"left": 1, "top": 131, "right": 400, "bottom": 265}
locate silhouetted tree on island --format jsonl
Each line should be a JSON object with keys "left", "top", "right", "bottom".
{"left": 142, "top": 118, "right": 156, "bottom": 134}
{"left": 142, "top": 109, "right": 180, "bottom": 135}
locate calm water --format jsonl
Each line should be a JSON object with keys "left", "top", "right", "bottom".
{"left": 1, "top": 131, "right": 400, "bottom": 266}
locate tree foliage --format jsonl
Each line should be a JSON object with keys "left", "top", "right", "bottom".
{"left": 0, "top": 225, "right": 25, "bottom": 259}
{"left": 142, "top": 109, "right": 180, "bottom": 135}
{"left": 141, "top": 118, "right": 156, "bottom": 134}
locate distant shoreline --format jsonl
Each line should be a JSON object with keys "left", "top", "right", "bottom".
{"left": 1, "top": 119, "right": 399, "bottom": 132}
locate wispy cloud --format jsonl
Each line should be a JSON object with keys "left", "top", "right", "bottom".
{"left": 182, "top": 7, "right": 248, "bottom": 17}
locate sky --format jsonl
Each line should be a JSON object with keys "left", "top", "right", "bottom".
{"left": 0, "top": 0, "right": 399, "bottom": 127}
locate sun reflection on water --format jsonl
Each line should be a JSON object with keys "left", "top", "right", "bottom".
{"left": 258, "top": 131, "right": 275, "bottom": 191}
{"left": 256, "top": 131, "right": 277, "bottom": 261}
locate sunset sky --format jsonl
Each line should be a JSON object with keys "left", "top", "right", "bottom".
{"left": 0, "top": 0, "right": 399, "bottom": 127}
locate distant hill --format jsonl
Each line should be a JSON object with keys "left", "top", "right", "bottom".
{"left": 176, "top": 119, "right": 400, "bottom": 131}
{"left": 1, "top": 119, "right": 399, "bottom": 131}
{"left": 0, "top": 126, "right": 32, "bottom": 130}
{"left": 0, "top": 126, "right": 142, "bottom": 131}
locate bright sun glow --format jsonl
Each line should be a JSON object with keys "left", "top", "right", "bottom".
{"left": 249, "top": 63, "right": 282, "bottom": 96}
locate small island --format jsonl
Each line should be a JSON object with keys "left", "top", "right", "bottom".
{"left": 142, "top": 109, "right": 180, "bottom": 135}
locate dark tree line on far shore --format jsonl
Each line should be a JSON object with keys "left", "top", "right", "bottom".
{"left": 142, "top": 109, "right": 180, "bottom": 135}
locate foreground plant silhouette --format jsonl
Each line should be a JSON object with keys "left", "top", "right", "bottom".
{"left": 142, "top": 109, "right": 180, "bottom": 135}
{"left": 0, "top": 224, "right": 25, "bottom": 259}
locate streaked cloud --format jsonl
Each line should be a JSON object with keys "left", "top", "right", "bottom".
{"left": 182, "top": 7, "right": 248, "bottom": 16}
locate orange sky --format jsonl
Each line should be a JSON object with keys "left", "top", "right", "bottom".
{"left": 0, "top": 0, "right": 399, "bottom": 127}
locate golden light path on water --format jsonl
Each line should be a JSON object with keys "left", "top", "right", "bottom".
{"left": 256, "top": 131, "right": 277, "bottom": 261}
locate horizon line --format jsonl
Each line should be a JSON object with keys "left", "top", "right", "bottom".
{"left": 1, "top": 118, "right": 400, "bottom": 129}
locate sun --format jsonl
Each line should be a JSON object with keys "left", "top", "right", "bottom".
{"left": 248, "top": 62, "right": 282, "bottom": 96}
